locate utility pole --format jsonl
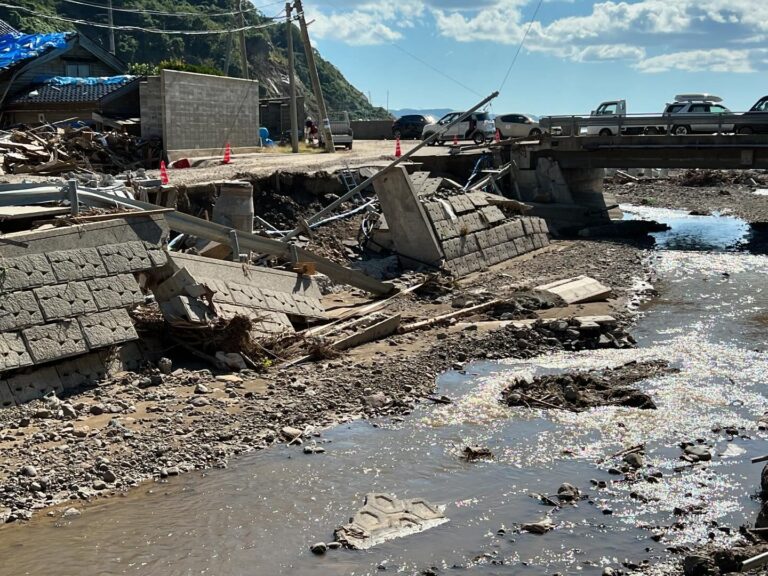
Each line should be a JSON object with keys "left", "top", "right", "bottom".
{"left": 294, "top": 0, "right": 334, "bottom": 153}
{"left": 107, "top": 0, "right": 116, "bottom": 54}
{"left": 286, "top": 2, "right": 299, "bottom": 153}
{"left": 238, "top": 0, "right": 249, "bottom": 79}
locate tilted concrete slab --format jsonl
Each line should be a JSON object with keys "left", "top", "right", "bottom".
{"left": 34, "top": 282, "right": 98, "bottom": 321}
{"left": 0, "top": 332, "right": 33, "bottom": 371}
{"left": 89, "top": 274, "right": 145, "bottom": 311}
{"left": 536, "top": 275, "right": 612, "bottom": 304}
{"left": 335, "top": 493, "right": 448, "bottom": 550}
{"left": 78, "top": 309, "right": 138, "bottom": 350}
{"left": 5, "top": 367, "right": 63, "bottom": 404}
{"left": 47, "top": 247, "right": 108, "bottom": 282}
{"left": 22, "top": 321, "right": 89, "bottom": 364}
{"left": 0, "top": 290, "right": 44, "bottom": 331}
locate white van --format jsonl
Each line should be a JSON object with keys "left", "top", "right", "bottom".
{"left": 421, "top": 111, "right": 495, "bottom": 145}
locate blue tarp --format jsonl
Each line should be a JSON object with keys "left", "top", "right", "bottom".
{"left": 0, "top": 32, "right": 72, "bottom": 71}
{"left": 45, "top": 75, "right": 136, "bottom": 86}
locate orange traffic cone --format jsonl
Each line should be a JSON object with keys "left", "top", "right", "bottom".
{"left": 159, "top": 160, "right": 169, "bottom": 185}
{"left": 452, "top": 134, "right": 458, "bottom": 146}
{"left": 495, "top": 129, "right": 501, "bottom": 143}
{"left": 394, "top": 137, "right": 402, "bottom": 158}
{"left": 223, "top": 142, "right": 231, "bottom": 164}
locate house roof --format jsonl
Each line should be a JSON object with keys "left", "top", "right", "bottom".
{"left": 8, "top": 75, "right": 139, "bottom": 106}
{"left": 0, "top": 32, "right": 73, "bottom": 72}
{"left": 0, "top": 19, "right": 18, "bottom": 36}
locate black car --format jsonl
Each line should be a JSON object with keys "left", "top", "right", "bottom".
{"left": 392, "top": 114, "right": 434, "bottom": 139}
{"left": 734, "top": 96, "right": 768, "bottom": 135}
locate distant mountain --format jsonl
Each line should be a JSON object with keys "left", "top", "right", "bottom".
{"left": 391, "top": 108, "right": 454, "bottom": 120}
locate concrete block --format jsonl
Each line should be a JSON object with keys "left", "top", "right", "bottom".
{"left": 537, "top": 275, "right": 612, "bottom": 304}
{"left": 160, "top": 295, "right": 214, "bottom": 325}
{"left": 23, "top": 321, "right": 88, "bottom": 364}
{"left": 523, "top": 236, "right": 535, "bottom": 253}
{"left": 144, "top": 242, "right": 168, "bottom": 268}
{"left": 522, "top": 218, "right": 535, "bottom": 236}
{"left": 532, "top": 234, "right": 543, "bottom": 249}
{"left": 423, "top": 202, "right": 447, "bottom": 223}
{"left": 47, "top": 248, "right": 107, "bottom": 282}
{"left": 229, "top": 283, "right": 267, "bottom": 309}
{"left": 0, "top": 254, "right": 56, "bottom": 290}
{"left": 508, "top": 220, "right": 524, "bottom": 239}
{"left": 539, "top": 233, "right": 550, "bottom": 247}
{"left": 89, "top": 274, "right": 144, "bottom": 311}
{"left": 539, "top": 219, "right": 550, "bottom": 235}
{"left": 513, "top": 237, "right": 527, "bottom": 256}
{"left": 441, "top": 238, "right": 460, "bottom": 261}
{"left": 505, "top": 240, "right": 520, "bottom": 258}
{"left": 0, "top": 331, "right": 33, "bottom": 371}
{"left": 34, "top": 282, "right": 97, "bottom": 321}
{"left": 6, "top": 367, "right": 63, "bottom": 404}
{"left": 0, "top": 290, "right": 44, "bottom": 331}
{"left": 78, "top": 309, "right": 138, "bottom": 350}
{"left": 56, "top": 353, "right": 108, "bottom": 391}
{"left": 0, "top": 380, "right": 15, "bottom": 408}
{"left": 466, "top": 192, "right": 489, "bottom": 208}
{"left": 100, "top": 342, "right": 144, "bottom": 374}
{"left": 475, "top": 229, "right": 491, "bottom": 250}
{"left": 99, "top": 241, "right": 152, "bottom": 274}
{"left": 480, "top": 206, "right": 506, "bottom": 225}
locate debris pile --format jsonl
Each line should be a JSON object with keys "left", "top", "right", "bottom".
{"left": 501, "top": 360, "right": 675, "bottom": 412}
{"left": 0, "top": 127, "right": 161, "bottom": 176}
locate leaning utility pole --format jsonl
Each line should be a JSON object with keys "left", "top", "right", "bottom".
{"left": 238, "top": 0, "right": 249, "bottom": 79}
{"left": 107, "top": 0, "right": 116, "bottom": 54}
{"left": 286, "top": 2, "right": 299, "bottom": 153}
{"left": 294, "top": 0, "right": 334, "bottom": 153}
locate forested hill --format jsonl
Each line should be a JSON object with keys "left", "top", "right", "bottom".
{"left": 0, "top": 0, "right": 391, "bottom": 120}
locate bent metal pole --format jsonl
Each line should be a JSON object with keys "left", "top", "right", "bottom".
{"left": 280, "top": 90, "right": 500, "bottom": 241}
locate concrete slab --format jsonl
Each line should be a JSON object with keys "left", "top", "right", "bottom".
{"left": 34, "top": 282, "right": 97, "bottom": 321}
{"left": 47, "top": 248, "right": 107, "bottom": 282}
{"left": 99, "top": 241, "right": 152, "bottom": 274}
{"left": 78, "top": 309, "right": 138, "bottom": 349}
{"left": 536, "top": 275, "right": 612, "bottom": 304}
{"left": 0, "top": 290, "right": 44, "bottom": 331}
{"left": 334, "top": 315, "right": 401, "bottom": 351}
{"left": 6, "top": 367, "right": 63, "bottom": 404}
{"left": 0, "top": 254, "right": 56, "bottom": 290}
{"left": 23, "top": 321, "right": 88, "bottom": 364}
{"left": 335, "top": 493, "right": 448, "bottom": 550}
{"left": 0, "top": 380, "right": 16, "bottom": 408}
{"left": 0, "top": 332, "right": 33, "bottom": 371}
{"left": 88, "top": 274, "right": 144, "bottom": 310}
{"left": 56, "top": 353, "right": 108, "bottom": 391}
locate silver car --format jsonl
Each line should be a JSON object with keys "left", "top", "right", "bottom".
{"left": 494, "top": 113, "right": 542, "bottom": 138}
{"left": 656, "top": 95, "right": 733, "bottom": 135}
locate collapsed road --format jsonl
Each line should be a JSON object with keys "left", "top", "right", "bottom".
{"left": 0, "top": 142, "right": 766, "bottom": 576}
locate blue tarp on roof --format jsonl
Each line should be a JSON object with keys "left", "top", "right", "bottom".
{"left": 46, "top": 75, "right": 135, "bottom": 86}
{"left": 0, "top": 32, "right": 72, "bottom": 71}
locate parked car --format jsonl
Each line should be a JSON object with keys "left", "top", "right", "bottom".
{"left": 318, "top": 111, "right": 354, "bottom": 149}
{"left": 656, "top": 94, "right": 733, "bottom": 135}
{"left": 733, "top": 95, "right": 768, "bottom": 135}
{"left": 494, "top": 113, "right": 542, "bottom": 138}
{"left": 422, "top": 111, "right": 495, "bottom": 145}
{"left": 392, "top": 114, "right": 434, "bottom": 139}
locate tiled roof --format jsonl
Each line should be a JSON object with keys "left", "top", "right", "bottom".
{"left": 0, "top": 32, "right": 72, "bottom": 71}
{"left": 9, "top": 76, "right": 138, "bottom": 106}
{"left": 0, "top": 19, "right": 18, "bottom": 35}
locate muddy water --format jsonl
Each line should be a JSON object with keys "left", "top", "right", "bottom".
{"left": 1, "top": 208, "right": 767, "bottom": 576}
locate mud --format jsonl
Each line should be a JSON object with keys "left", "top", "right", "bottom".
{"left": 501, "top": 359, "right": 675, "bottom": 412}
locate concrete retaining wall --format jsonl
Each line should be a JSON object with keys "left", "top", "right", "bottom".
{"left": 160, "top": 70, "right": 260, "bottom": 157}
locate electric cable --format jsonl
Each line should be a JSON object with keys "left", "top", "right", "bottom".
{"left": 0, "top": 2, "right": 289, "bottom": 34}
{"left": 498, "top": 0, "right": 544, "bottom": 92}
{"left": 57, "top": 0, "right": 284, "bottom": 18}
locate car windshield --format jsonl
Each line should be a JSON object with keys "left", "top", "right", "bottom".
{"left": 474, "top": 112, "right": 489, "bottom": 121}
{"left": 751, "top": 98, "right": 768, "bottom": 112}
{"left": 527, "top": 114, "right": 540, "bottom": 122}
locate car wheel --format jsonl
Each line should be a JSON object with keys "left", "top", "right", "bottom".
{"left": 672, "top": 125, "right": 690, "bottom": 135}
{"left": 738, "top": 126, "right": 754, "bottom": 135}
{"left": 346, "top": 143, "right": 353, "bottom": 150}
{"left": 599, "top": 128, "right": 613, "bottom": 137}
{"left": 473, "top": 131, "right": 486, "bottom": 145}
{"left": 529, "top": 128, "right": 542, "bottom": 137}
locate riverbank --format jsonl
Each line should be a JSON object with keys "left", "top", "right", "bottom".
{"left": 0, "top": 237, "right": 649, "bottom": 526}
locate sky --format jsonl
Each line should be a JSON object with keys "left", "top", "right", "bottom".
{"left": 300, "top": 0, "right": 768, "bottom": 116}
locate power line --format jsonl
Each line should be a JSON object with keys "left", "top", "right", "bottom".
{"left": 57, "top": 0, "right": 285, "bottom": 18}
{"left": 498, "top": 0, "right": 543, "bottom": 92}
{"left": 0, "top": 2, "right": 291, "bottom": 34}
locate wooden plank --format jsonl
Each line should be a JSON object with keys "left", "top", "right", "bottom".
{"left": 401, "top": 299, "right": 502, "bottom": 333}
{"left": 333, "top": 314, "right": 401, "bottom": 351}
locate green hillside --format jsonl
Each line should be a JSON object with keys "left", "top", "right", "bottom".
{"left": 0, "top": 0, "right": 391, "bottom": 120}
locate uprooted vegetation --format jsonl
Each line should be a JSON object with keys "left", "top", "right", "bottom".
{"left": 675, "top": 169, "right": 768, "bottom": 188}
{"left": 501, "top": 360, "right": 677, "bottom": 412}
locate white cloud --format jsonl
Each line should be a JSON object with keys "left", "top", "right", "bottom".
{"left": 305, "top": 0, "right": 768, "bottom": 72}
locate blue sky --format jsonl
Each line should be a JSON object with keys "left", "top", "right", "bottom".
{"left": 302, "top": 0, "right": 768, "bottom": 116}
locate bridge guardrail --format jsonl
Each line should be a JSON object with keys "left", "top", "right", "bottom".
{"left": 539, "top": 112, "right": 768, "bottom": 136}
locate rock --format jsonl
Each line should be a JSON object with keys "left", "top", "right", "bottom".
{"left": 215, "top": 352, "right": 247, "bottom": 371}
{"left": 216, "top": 374, "right": 243, "bottom": 385}
{"left": 364, "top": 392, "right": 389, "bottom": 409}
{"left": 20, "top": 465, "right": 37, "bottom": 477}
{"left": 682, "top": 555, "right": 718, "bottom": 576}
{"left": 157, "top": 357, "right": 173, "bottom": 375}
{"left": 462, "top": 445, "right": 494, "bottom": 462}
{"left": 522, "top": 517, "right": 554, "bottom": 534}
{"left": 557, "top": 483, "right": 580, "bottom": 502}
{"left": 92, "top": 480, "right": 107, "bottom": 491}
{"left": 194, "top": 383, "right": 210, "bottom": 395}
{"left": 62, "top": 507, "right": 81, "bottom": 519}
{"left": 602, "top": 568, "right": 618, "bottom": 576}
{"left": 310, "top": 542, "right": 327, "bottom": 555}
{"left": 327, "top": 541, "right": 341, "bottom": 550}
{"left": 303, "top": 445, "right": 326, "bottom": 455}
{"left": 33, "top": 409, "right": 52, "bottom": 419}
{"left": 61, "top": 403, "right": 78, "bottom": 419}
{"left": 684, "top": 445, "right": 712, "bottom": 462}
{"left": 102, "top": 469, "right": 117, "bottom": 483}
{"left": 166, "top": 467, "right": 180, "bottom": 476}
{"left": 72, "top": 425, "right": 90, "bottom": 438}
{"left": 89, "top": 404, "right": 105, "bottom": 416}
{"left": 281, "top": 426, "right": 303, "bottom": 441}
{"left": 189, "top": 397, "right": 211, "bottom": 408}
{"left": 623, "top": 453, "right": 644, "bottom": 469}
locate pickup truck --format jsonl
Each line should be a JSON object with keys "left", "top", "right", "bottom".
{"left": 319, "top": 111, "right": 354, "bottom": 150}
{"left": 583, "top": 100, "right": 646, "bottom": 136}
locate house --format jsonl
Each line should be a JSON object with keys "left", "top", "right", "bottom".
{"left": 0, "top": 23, "right": 140, "bottom": 129}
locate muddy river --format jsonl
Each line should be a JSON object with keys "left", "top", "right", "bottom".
{"left": 0, "top": 207, "right": 766, "bottom": 576}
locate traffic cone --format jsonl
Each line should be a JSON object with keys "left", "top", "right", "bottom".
{"left": 159, "top": 160, "right": 169, "bottom": 185}
{"left": 394, "top": 136, "right": 402, "bottom": 158}
{"left": 495, "top": 129, "right": 501, "bottom": 143}
{"left": 223, "top": 142, "right": 231, "bottom": 164}
{"left": 452, "top": 134, "right": 458, "bottom": 146}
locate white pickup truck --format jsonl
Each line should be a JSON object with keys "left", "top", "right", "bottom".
{"left": 583, "top": 100, "right": 646, "bottom": 136}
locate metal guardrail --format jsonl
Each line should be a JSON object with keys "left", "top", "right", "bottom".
{"left": 539, "top": 111, "right": 768, "bottom": 136}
